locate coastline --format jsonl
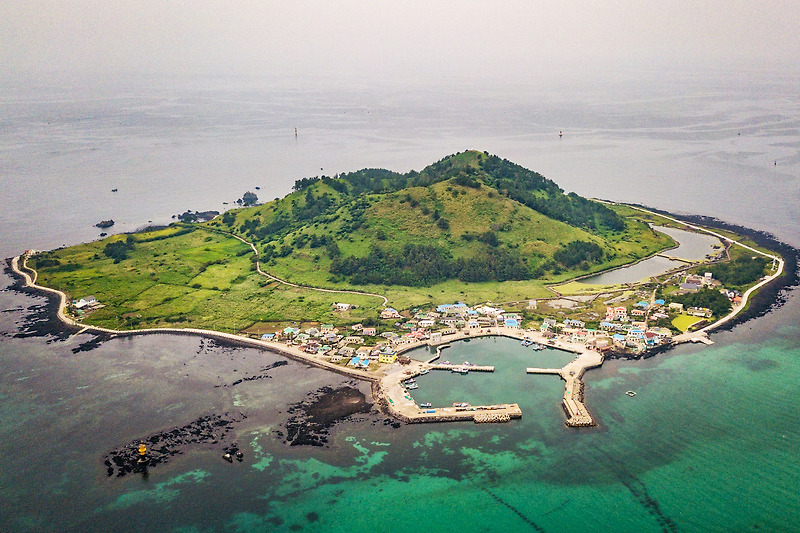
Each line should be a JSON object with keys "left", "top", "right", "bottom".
{"left": 7, "top": 209, "right": 797, "bottom": 428}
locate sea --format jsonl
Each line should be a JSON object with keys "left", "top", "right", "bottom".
{"left": 1, "top": 71, "right": 799, "bottom": 532}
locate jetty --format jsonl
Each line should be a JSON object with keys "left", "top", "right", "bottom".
{"left": 527, "top": 344, "right": 604, "bottom": 427}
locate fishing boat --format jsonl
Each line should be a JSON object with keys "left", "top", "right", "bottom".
{"left": 521, "top": 339, "right": 533, "bottom": 347}
{"left": 451, "top": 367, "right": 469, "bottom": 374}
{"left": 420, "top": 403, "right": 432, "bottom": 408}
{"left": 463, "top": 361, "right": 475, "bottom": 366}
{"left": 407, "top": 383, "right": 419, "bottom": 390}
{"left": 626, "top": 390, "right": 637, "bottom": 397}
{"left": 420, "top": 369, "right": 430, "bottom": 375}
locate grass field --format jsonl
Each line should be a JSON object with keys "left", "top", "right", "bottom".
{"left": 671, "top": 314, "right": 706, "bottom": 332}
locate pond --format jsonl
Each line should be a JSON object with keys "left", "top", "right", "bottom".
{"left": 581, "top": 225, "right": 721, "bottom": 285}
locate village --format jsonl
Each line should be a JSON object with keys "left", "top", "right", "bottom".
{"left": 244, "top": 268, "right": 741, "bottom": 370}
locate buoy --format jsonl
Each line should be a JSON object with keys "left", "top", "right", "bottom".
{"left": 559, "top": 131, "right": 563, "bottom": 138}
{"left": 294, "top": 127, "right": 298, "bottom": 136}
{"left": 223, "top": 452, "right": 233, "bottom": 463}
{"left": 137, "top": 443, "right": 147, "bottom": 463}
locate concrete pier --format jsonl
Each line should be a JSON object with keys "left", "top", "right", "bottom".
{"left": 430, "top": 364, "right": 494, "bottom": 372}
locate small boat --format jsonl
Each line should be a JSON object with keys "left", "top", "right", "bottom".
{"left": 111, "top": 188, "right": 118, "bottom": 192}
{"left": 420, "top": 369, "right": 430, "bottom": 375}
{"left": 452, "top": 402, "right": 470, "bottom": 407}
{"left": 521, "top": 339, "right": 533, "bottom": 347}
{"left": 441, "top": 360, "right": 452, "bottom": 365}
{"left": 626, "top": 390, "right": 637, "bottom": 397}
{"left": 407, "top": 383, "right": 419, "bottom": 390}
{"left": 451, "top": 367, "right": 469, "bottom": 374}
{"left": 420, "top": 403, "right": 432, "bottom": 408}
{"left": 463, "top": 361, "right": 475, "bottom": 366}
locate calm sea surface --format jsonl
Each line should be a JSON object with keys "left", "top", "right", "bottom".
{"left": 1, "top": 73, "right": 799, "bottom": 532}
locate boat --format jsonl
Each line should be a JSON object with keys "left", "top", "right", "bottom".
{"left": 463, "top": 361, "right": 475, "bottom": 366}
{"left": 407, "top": 383, "right": 419, "bottom": 390}
{"left": 441, "top": 360, "right": 452, "bottom": 365}
{"left": 451, "top": 367, "right": 469, "bottom": 374}
{"left": 626, "top": 390, "right": 637, "bottom": 397}
{"left": 420, "top": 403, "right": 432, "bottom": 408}
{"left": 452, "top": 402, "right": 470, "bottom": 407}
{"left": 532, "top": 343, "right": 545, "bottom": 350}
{"left": 420, "top": 369, "right": 430, "bottom": 375}
{"left": 521, "top": 339, "right": 533, "bottom": 347}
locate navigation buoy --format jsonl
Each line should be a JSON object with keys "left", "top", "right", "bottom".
{"left": 137, "top": 443, "right": 147, "bottom": 463}
{"left": 294, "top": 127, "right": 298, "bottom": 137}
{"left": 559, "top": 131, "right": 563, "bottom": 138}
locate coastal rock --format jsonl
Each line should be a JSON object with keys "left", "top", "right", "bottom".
{"left": 283, "top": 385, "right": 372, "bottom": 447}
{"left": 95, "top": 219, "right": 115, "bottom": 228}
{"left": 103, "top": 412, "right": 246, "bottom": 477}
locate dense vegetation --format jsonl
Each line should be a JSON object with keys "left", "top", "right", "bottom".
{"left": 329, "top": 244, "right": 532, "bottom": 286}
{"left": 671, "top": 288, "right": 731, "bottom": 318}
{"left": 103, "top": 236, "right": 136, "bottom": 263}
{"left": 709, "top": 256, "right": 768, "bottom": 287}
{"left": 553, "top": 241, "right": 604, "bottom": 268}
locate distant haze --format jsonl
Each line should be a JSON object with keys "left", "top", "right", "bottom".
{"left": 3, "top": 1, "right": 800, "bottom": 84}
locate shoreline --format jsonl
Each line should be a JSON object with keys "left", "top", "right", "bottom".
{"left": 6, "top": 208, "right": 797, "bottom": 428}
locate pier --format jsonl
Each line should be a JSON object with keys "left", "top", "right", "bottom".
{"left": 429, "top": 364, "right": 494, "bottom": 372}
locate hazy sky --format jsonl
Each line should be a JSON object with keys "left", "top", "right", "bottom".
{"left": 3, "top": 1, "right": 800, "bottom": 83}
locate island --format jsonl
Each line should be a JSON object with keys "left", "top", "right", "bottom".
{"left": 11, "top": 150, "right": 787, "bottom": 428}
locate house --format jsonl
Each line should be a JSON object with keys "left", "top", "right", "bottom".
{"left": 635, "top": 301, "right": 649, "bottom": 308}
{"left": 305, "top": 327, "right": 320, "bottom": 337}
{"left": 468, "top": 320, "right": 480, "bottom": 329}
{"left": 605, "top": 306, "right": 628, "bottom": 321}
{"left": 600, "top": 321, "right": 616, "bottom": 330}
{"left": 343, "top": 336, "right": 365, "bottom": 344}
{"left": 418, "top": 319, "right": 436, "bottom": 328}
{"left": 378, "top": 352, "right": 397, "bottom": 364}
{"left": 283, "top": 327, "right": 300, "bottom": 337}
{"left": 503, "top": 313, "right": 522, "bottom": 321}
{"left": 540, "top": 318, "right": 557, "bottom": 332}
{"left": 440, "top": 328, "right": 457, "bottom": 336}
{"left": 612, "top": 333, "right": 627, "bottom": 346}
{"left": 380, "top": 307, "right": 401, "bottom": 319}
{"left": 680, "top": 282, "right": 701, "bottom": 292}
{"left": 351, "top": 323, "right": 364, "bottom": 331}
{"left": 362, "top": 327, "right": 377, "bottom": 336}
{"left": 570, "top": 330, "right": 588, "bottom": 344}
{"left": 564, "top": 318, "right": 585, "bottom": 328}
{"left": 654, "top": 299, "right": 665, "bottom": 307}
{"left": 504, "top": 318, "right": 520, "bottom": 328}
{"left": 355, "top": 346, "right": 372, "bottom": 358}
{"left": 73, "top": 295, "right": 98, "bottom": 310}
{"left": 688, "top": 307, "right": 712, "bottom": 318}
{"left": 429, "top": 332, "right": 443, "bottom": 344}
{"left": 631, "top": 308, "right": 646, "bottom": 317}
{"left": 320, "top": 324, "right": 336, "bottom": 332}
{"left": 668, "top": 302, "right": 684, "bottom": 312}
{"left": 329, "top": 354, "right": 343, "bottom": 363}
{"left": 338, "top": 346, "right": 355, "bottom": 356}
{"left": 437, "top": 303, "right": 468, "bottom": 315}
{"left": 260, "top": 333, "right": 276, "bottom": 341}
{"left": 334, "top": 302, "right": 354, "bottom": 311}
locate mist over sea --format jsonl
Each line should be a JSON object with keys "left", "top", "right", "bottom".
{"left": 1, "top": 71, "right": 799, "bottom": 532}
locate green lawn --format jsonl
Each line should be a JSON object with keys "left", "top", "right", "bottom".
{"left": 671, "top": 314, "right": 705, "bottom": 332}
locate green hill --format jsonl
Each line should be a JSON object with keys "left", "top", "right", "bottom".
{"left": 30, "top": 150, "right": 675, "bottom": 330}
{"left": 209, "top": 150, "right": 664, "bottom": 288}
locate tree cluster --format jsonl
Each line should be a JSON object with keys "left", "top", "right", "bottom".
{"left": 103, "top": 236, "right": 136, "bottom": 263}
{"left": 671, "top": 288, "right": 731, "bottom": 317}
{"left": 709, "top": 256, "right": 768, "bottom": 287}
{"left": 329, "top": 243, "right": 531, "bottom": 286}
{"left": 552, "top": 240, "right": 604, "bottom": 268}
